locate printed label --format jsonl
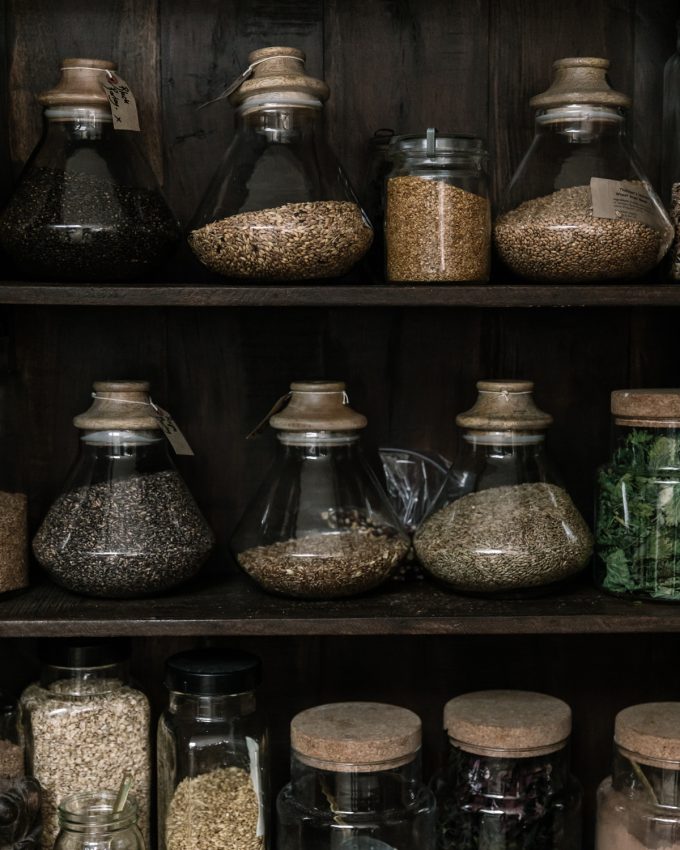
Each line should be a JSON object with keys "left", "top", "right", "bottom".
{"left": 247, "top": 737, "right": 265, "bottom": 838}
{"left": 101, "top": 73, "right": 140, "bottom": 132}
{"left": 150, "top": 404, "right": 194, "bottom": 456}
{"left": 590, "top": 177, "right": 660, "bottom": 230}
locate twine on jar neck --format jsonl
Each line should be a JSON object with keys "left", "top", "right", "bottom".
{"left": 198, "top": 54, "right": 306, "bottom": 109}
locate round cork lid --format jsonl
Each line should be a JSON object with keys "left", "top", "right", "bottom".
{"left": 456, "top": 380, "right": 553, "bottom": 431}
{"left": 39, "top": 58, "right": 116, "bottom": 108}
{"left": 611, "top": 389, "right": 680, "bottom": 427}
{"left": 270, "top": 381, "right": 367, "bottom": 432}
{"left": 530, "top": 57, "right": 631, "bottom": 110}
{"left": 291, "top": 702, "right": 422, "bottom": 771}
{"left": 73, "top": 381, "right": 160, "bottom": 430}
{"left": 229, "top": 46, "right": 329, "bottom": 107}
{"left": 444, "top": 690, "right": 572, "bottom": 757}
{"left": 615, "top": 703, "right": 680, "bottom": 765}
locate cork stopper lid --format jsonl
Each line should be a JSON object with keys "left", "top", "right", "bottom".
{"left": 73, "top": 381, "right": 159, "bottom": 431}
{"left": 530, "top": 57, "right": 631, "bottom": 110}
{"left": 456, "top": 380, "right": 553, "bottom": 431}
{"left": 615, "top": 703, "right": 680, "bottom": 765}
{"left": 229, "top": 47, "right": 329, "bottom": 107}
{"left": 291, "top": 702, "right": 422, "bottom": 771}
{"left": 444, "top": 690, "right": 572, "bottom": 757}
{"left": 270, "top": 381, "right": 367, "bottom": 432}
{"left": 39, "top": 58, "right": 116, "bottom": 108}
{"left": 611, "top": 389, "right": 680, "bottom": 427}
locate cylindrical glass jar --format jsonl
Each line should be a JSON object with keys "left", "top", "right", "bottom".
{"left": 386, "top": 130, "right": 491, "bottom": 282}
{"left": 494, "top": 58, "right": 672, "bottom": 282}
{"left": 231, "top": 381, "right": 409, "bottom": 598}
{"left": 278, "top": 702, "right": 437, "bottom": 850}
{"left": 54, "top": 792, "right": 144, "bottom": 850}
{"left": 32, "top": 380, "right": 214, "bottom": 598}
{"left": 189, "top": 47, "right": 372, "bottom": 281}
{"left": 0, "top": 58, "right": 179, "bottom": 281}
{"left": 435, "top": 690, "right": 582, "bottom": 850}
{"left": 158, "top": 648, "right": 268, "bottom": 850}
{"left": 0, "top": 692, "right": 41, "bottom": 850}
{"left": 596, "top": 389, "right": 680, "bottom": 601}
{"left": 19, "top": 638, "right": 151, "bottom": 850}
{"left": 596, "top": 702, "right": 680, "bottom": 850}
{"left": 414, "top": 380, "right": 592, "bottom": 593}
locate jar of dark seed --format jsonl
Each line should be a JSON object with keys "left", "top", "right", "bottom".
{"left": 434, "top": 691, "right": 582, "bottom": 850}
{"left": 0, "top": 692, "right": 40, "bottom": 850}
{"left": 385, "top": 130, "right": 491, "bottom": 282}
{"left": 32, "top": 380, "right": 214, "bottom": 598}
{"left": 231, "top": 381, "right": 408, "bottom": 598}
{"left": 0, "top": 58, "right": 179, "bottom": 282}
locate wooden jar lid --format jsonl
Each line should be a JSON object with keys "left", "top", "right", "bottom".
{"left": 270, "top": 381, "right": 367, "bottom": 432}
{"left": 229, "top": 46, "right": 329, "bottom": 107}
{"left": 39, "top": 58, "right": 116, "bottom": 108}
{"left": 73, "top": 380, "right": 159, "bottom": 430}
{"left": 456, "top": 380, "right": 553, "bottom": 431}
{"left": 615, "top": 703, "right": 680, "bottom": 765}
{"left": 444, "top": 690, "right": 572, "bottom": 757}
{"left": 611, "top": 388, "right": 680, "bottom": 427}
{"left": 291, "top": 702, "right": 422, "bottom": 771}
{"left": 530, "top": 57, "right": 631, "bottom": 110}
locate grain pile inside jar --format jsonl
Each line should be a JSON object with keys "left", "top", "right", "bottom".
{"left": 0, "top": 491, "right": 28, "bottom": 595}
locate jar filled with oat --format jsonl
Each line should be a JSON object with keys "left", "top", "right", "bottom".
{"left": 414, "top": 380, "right": 592, "bottom": 593}
{"left": 19, "top": 638, "right": 151, "bottom": 850}
{"left": 495, "top": 58, "right": 672, "bottom": 282}
{"left": 231, "top": 381, "right": 408, "bottom": 598}
{"left": 385, "top": 130, "right": 491, "bottom": 282}
{"left": 188, "top": 47, "right": 373, "bottom": 281}
{"left": 0, "top": 693, "right": 40, "bottom": 850}
{"left": 158, "top": 648, "right": 268, "bottom": 850}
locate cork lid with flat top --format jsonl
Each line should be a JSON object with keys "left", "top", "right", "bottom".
{"left": 456, "top": 380, "right": 553, "bottom": 431}
{"left": 612, "top": 389, "right": 680, "bottom": 427}
{"left": 229, "top": 47, "right": 329, "bottom": 107}
{"left": 615, "top": 703, "right": 680, "bottom": 765}
{"left": 530, "top": 57, "right": 631, "bottom": 110}
{"left": 73, "top": 381, "right": 159, "bottom": 430}
{"left": 39, "top": 58, "right": 116, "bottom": 108}
{"left": 269, "top": 381, "right": 367, "bottom": 432}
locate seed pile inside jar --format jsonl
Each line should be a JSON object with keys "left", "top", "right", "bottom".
{"left": 494, "top": 185, "right": 663, "bottom": 281}
{"left": 0, "top": 739, "right": 23, "bottom": 778}
{"left": 0, "top": 491, "right": 27, "bottom": 594}
{"left": 165, "top": 766, "right": 262, "bottom": 850}
{"left": 415, "top": 483, "right": 593, "bottom": 592}
{"left": 188, "top": 201, "right": 373, "bottom": 280}
{"left": 386, "top": 176, "right": 490, "bottom": 281}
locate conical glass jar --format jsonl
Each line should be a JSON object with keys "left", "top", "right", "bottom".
{"left": 414, "top": 380, "right": 592, "bottom": 593}
{"left": 231, "top": 381, "right": 408, "bottom": 598}
{"left": 188, "top": 47, "right": 373, "bottom": 281}
{"left": 32, "top": 380, "right": 214, "bottom": 597}
{"left": 494, "top": 58, "right": 672, "bottom": 282}
{"left": 54, "top": 792, "right": 144, "bottom": 850}
{"left": 0, "top": 692, "right": 41, "bottom": 850}
{"left": 663, "top": 23, "right": 680, "bottom": 279}
{"left": 0, "top": 58, "right": 179, "bottom": 282}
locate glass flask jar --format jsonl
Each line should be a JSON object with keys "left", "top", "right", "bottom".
{"left": 494, "top": 57, "right": 672, "bottom": 282}
{"left": 278, "top": 702, "right": 437, "bottom": 850}
{"left": 188, "top": 47, "right": 373, "bottom": 281}
{"left": 158, "top": 648, "right": 268, "bottom": 850}
{"left": 54, "top": 792, "right": 144, "bottom": 850}
{"left": 385, "top": 130, "right": 491, "bottom": 282}
{"left": 0, "top": 692, "right": 41, "bottom": 850}
{"left": 596, "top": 702, "right": 680, "bottom": 850}
{"left": 435, "top": 690, "right": 582, "bottom": 850}
{"left": 0, "top": 58, "right": 179, "bottom": 282}
{"left": 595, "top": 389, "right": 680, "bottom": 601}
{"left": 414, "top": 380, "right": 592, "bottom": 594}
{"left": 20, "top": 638, "right": 151, "bottom": 850}
{"left": 663, "top": 23, "right": 680, "bottom": 279}
{"left": 32, "top": 380, "right": 214, "bottom": 598}
{"left": 231, "top": 381, "right": 409, "bottom": 598}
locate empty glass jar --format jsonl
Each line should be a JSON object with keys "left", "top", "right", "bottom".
{"left": 494, "top": 57, "right": 672, "bottom": 282}
{"left": 231, "top": 381, "right": 408, "bottom": 598}
{"left": 414, "top": 380, "right": 592, "bottom": 593}
{"left": 0, "top": 692, "right": 40, "bottom": 850}
{"left": 189, "top": 47, "right": 372, "bottom": 280}
{"left": 32, "top": 380, "right": 214, "bottom": 598}
{"left": 278, "top": 702, "right": 437, "bottom": 850}
{"left": 0, "top": 58, "right": 179, "bottom": 281}
{"left": 54, "top": 792, "right": 144, "bottom": 850}
{"left": 158, "top": 648, "right": 268, "bottom": 850}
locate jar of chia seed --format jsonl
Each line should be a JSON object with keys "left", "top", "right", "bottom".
{"left": 0, "top": 692, "right": 40, "bottom": 850}
{"left": 435, "top": 690, "right": 582, "bottom": 850}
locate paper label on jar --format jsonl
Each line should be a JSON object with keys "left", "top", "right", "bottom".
{"left": 150, "top": 403, "right": 194, "bottom": 456}
{"left": 101, "top": 73, "right": 140, "bottom": 132}
{"left": 247, "top": 736, "right": 265, "bottom": 838}
{"left": 590, "top": 177, "right": 660, "bottom": 230}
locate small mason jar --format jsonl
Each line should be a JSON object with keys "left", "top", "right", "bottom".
{"left": 54, "top": 792, "right": 144, "bottom": 850}
{"left": 596, "top": 702, "right": 680, "bottom": 849}
{"left": 434, "top": 690, "right": 582, "bottom": 850}
{"left": 278, "top": 702, "right": 437, "bottom": 850}
{"left": 385, "top": 129, "right": 491, "bottom": 282}
{"left": 157, "top": 648, "right": 268, "bottom": 850}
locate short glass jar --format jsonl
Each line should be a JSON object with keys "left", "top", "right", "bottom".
{"left": 158, "top": 648, "right": 268, "bottom": 850}
{"left": 0, "top": 692, "right": 40, "bottom": 850}
{"left": 435, "top": 690, "right": 582, "bottom": 850}
{"left": 278, "top": 702, "right": 437, "bottom": 850}
{"left": 596, "top": 389, "right": 680, "bottom": 601}
{"left": 385, "top": 130, "right": 490, "bottom": 282}
{"left": 20, "top": 639, "right": 151, "bottom": 850}
{"left": 596, "top": 702, "right": 680, "bottom": 850}
{"left": 54, "top": 792, "right": 144, "bottom": 850}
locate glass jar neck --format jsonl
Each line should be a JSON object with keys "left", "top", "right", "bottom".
{"left": 80, "top": 429, "right": 169, "bottom": 459}
{"left": 612, "top": 423, "right": 680, "bottom": 470}
{"left": 535, "top": 105, "right": 626, "bottom": 142}
{"left": 237, "top": 103, "right": 323, "bottom": 143}
{"left": 41, "top": 660, "right": 129, "bottom": 695}
{"left": 58, "top": 792, "right": 137, "bottom": 834}
{"left": 43, "top": 107, "right": 114, "bottom": 142}
{"left": 613, "top": 744, "right": 680, "bottom": 808}
{"left": 168, "top": 690, "right": 256, "bottom": 721}
{"left": 277, "top": 430, "right": 362, "bottom": 449}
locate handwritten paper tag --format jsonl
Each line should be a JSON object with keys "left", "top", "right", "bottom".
{"left": 150, "top": 404, "right": 194, "bottom": 456}
{"left": 101, "top": 73, "right": 140, "bottom": 132}
{"left": 590, "top": 177, "right": 660, "bottom": 230}
{"left": 247, "top": 737, "right": 265, "bottom": 838}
